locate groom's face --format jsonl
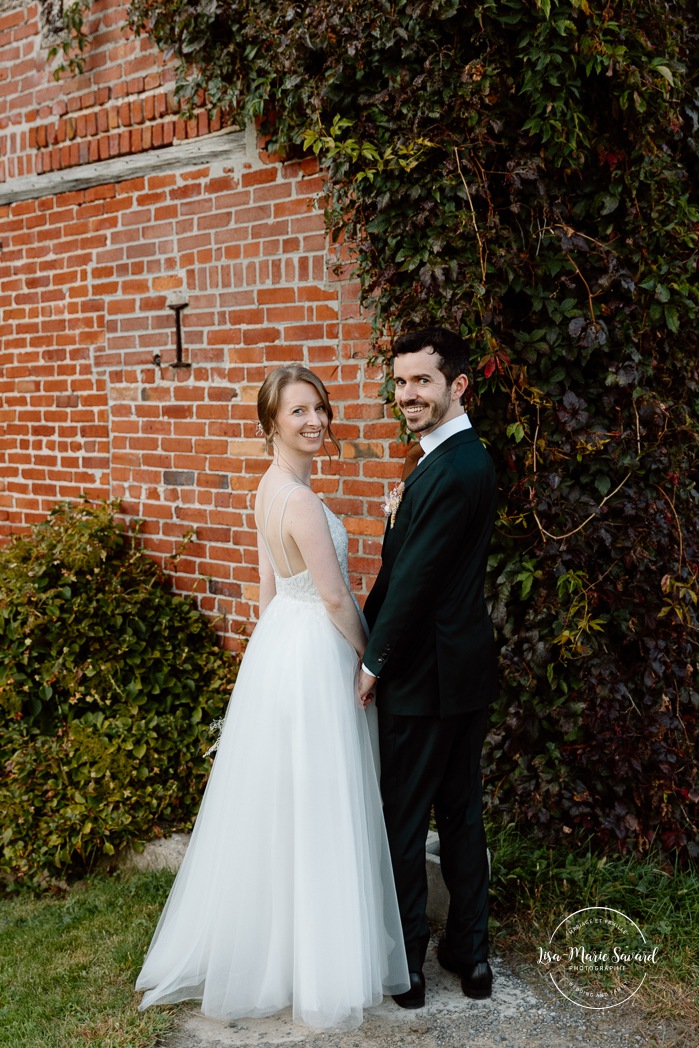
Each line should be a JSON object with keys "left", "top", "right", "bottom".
{"left": 393, "top": 347, "right": 460, "bottom": 436}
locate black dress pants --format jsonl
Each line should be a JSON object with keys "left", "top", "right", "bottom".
{"left": 378, "top": 705, "right": 490, "bottom": 972}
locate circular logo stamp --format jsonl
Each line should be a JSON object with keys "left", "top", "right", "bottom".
{"left": 537, "top": 906, "right": 659, "bottom": 1009}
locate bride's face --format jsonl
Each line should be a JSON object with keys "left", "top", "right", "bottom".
{"left": 273, "top": 381, "right": 329, "bottom": 456}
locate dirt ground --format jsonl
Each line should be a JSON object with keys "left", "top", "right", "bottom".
{"left": 158, "top": 938, "right": 677, "bottom": 1048}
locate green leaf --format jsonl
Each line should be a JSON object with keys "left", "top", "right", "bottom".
{"left": 653, "top": 65, "right": 675, "bottom": 87}
{"left": 595, "top": 475, "right": 611, "bottom": 497}
{"left": 600, "top": 194, "right": 620, "bottom": 216}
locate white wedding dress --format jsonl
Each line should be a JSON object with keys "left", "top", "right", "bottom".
{"left": 136, "top": 491, "right": 409, "bottom": 1030}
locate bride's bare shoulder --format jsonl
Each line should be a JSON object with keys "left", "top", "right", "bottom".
{"left": 255, "top": 473, "right": 320, "bottom": 517}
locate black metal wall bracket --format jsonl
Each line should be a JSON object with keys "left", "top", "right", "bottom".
{"left": 154, "top": 300, "right": 191, "bottom": 369}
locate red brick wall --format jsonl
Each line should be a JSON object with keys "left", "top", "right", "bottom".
{"left": 0, "top": 2, "right": 399, "bottom": 647}
{"left": 0, "top": 0, "right": 221, "bottom": 181}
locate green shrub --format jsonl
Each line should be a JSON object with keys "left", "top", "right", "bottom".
{"left": 0, "top": 500, "right": 238, "bottom": 891}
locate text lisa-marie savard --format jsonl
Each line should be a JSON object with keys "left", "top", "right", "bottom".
{"left": 538, "top": 946, "right": 659, "bottom": 966}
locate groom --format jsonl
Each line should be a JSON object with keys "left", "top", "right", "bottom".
{"left": 358, "top": 327, "right": 498, "bottom": 1009}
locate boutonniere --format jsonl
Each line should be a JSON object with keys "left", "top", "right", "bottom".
{"left": 382, "top": 481, "right": 405, "bottom": 529}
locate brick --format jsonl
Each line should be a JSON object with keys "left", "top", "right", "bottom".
{"left": 241, "top": 326, "right": 280, "bottom": 346}
{"left": 343, "top": 401, "right": 386, "bottom": 419}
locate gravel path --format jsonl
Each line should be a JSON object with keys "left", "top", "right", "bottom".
{"left": 158, "top": 937, "right": 675, "bottom": 1048}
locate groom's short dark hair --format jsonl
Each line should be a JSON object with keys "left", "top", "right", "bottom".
{"left": 392, "top": 327, "right": 472, "bottom": 400}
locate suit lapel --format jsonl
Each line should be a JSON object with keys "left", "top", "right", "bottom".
{"left": 380, "top": 428, "right": 479, "bottom": 546}
{"left": 402, "top": 427, "right": 479, "bottom": 492}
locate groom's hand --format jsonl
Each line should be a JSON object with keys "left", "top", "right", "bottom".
{"left": 357, "top": 667, "right": 377, "bottom": 709}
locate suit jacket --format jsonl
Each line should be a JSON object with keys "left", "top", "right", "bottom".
{"left": 363, "top": 428, "right": 498, "bottom": 717}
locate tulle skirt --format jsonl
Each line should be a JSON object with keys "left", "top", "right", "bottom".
{"left": 136, "top": 588, "right": 409, "bottom": 1030}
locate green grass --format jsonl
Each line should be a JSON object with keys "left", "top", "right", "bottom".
{"left": 487, "top": 821, "right": 699, "bottom": 1040}
{"left": 0, "top": 869, "right": 179, "bottom": 1048}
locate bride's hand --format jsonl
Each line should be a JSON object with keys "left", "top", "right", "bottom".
{"left": 357, "top": 667, "right": 377, "bottom": 709}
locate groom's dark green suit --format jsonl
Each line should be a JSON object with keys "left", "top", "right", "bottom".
{"left": 363, "top": 425, "right": 498, "bottom": 973}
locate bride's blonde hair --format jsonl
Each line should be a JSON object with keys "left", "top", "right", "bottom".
{"left": 257, "top": 365, "right": 341, "bottom": 455}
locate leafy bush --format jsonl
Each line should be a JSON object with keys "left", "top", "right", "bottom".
{"left": 55, "top": 2, "right": 699, "bottom": 858}
{"left": 0, "top": 501, "right": 238, "bottom": 891}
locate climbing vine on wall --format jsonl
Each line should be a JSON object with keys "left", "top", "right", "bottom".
{"left": 54, "top": 1, "right": 699, "bottom": 859}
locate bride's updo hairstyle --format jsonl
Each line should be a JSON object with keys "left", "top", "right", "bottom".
{"left": 257, "top": 365, "right": 340, "bottom": 455}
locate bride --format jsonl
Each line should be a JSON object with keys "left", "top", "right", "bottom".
{"left": 136, "top": 365, "right": 409, "bottom": 1030}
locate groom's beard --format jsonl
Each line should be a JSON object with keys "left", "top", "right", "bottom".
{"left": 400, "top": 387, "right": 452, "bottom": 435}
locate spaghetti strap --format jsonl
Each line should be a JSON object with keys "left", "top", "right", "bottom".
{"left": 258, "top": 482, "right": 305, "bottom": 578}
{"left": 276, "top": 486, "right": 300, "bottom": 576}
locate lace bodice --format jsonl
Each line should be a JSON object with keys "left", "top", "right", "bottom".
{"left": 266, "top": 500, "right": 350, "bottom": 604}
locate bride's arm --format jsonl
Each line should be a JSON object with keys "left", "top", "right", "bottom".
{"left": 285, "top": 488, "right": 368, "bottom": 657}
{"left": 257, "top": 534, "right": 276, "bottom": 616}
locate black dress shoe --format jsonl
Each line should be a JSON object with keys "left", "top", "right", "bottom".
{"left": 392, "top": 970, "right": 425, "bottom": 1009}
{"left": 460, "top": 961, "right": 493, "bottom": 1000}
{"left": 437, "top": 939, "right": 492, "bottom": 999}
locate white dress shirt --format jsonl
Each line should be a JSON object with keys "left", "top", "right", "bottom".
{"left": 418, "top": 410, "right": 472, "bottom": 459}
